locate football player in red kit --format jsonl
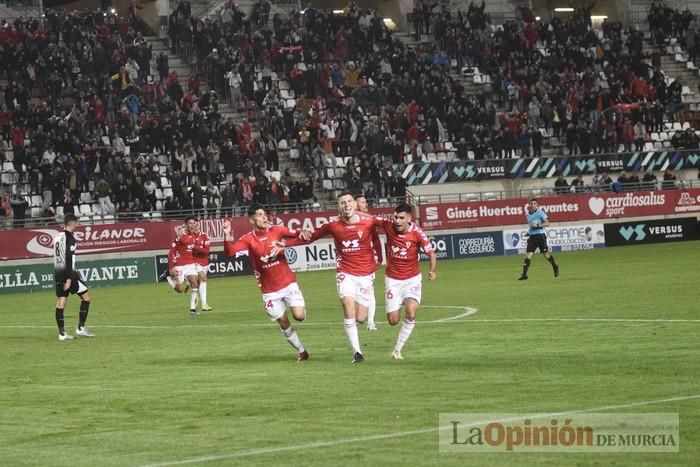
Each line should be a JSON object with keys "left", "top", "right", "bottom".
{"left": 286, "top": 191, "right": 380, "bottom": 363}
{"left": 192, "top": 220, "right": 213, "bottom": 311}
{"left": 166, "top": 216, "right": 202, "bottom": 316}
{"left": 222, "top": 204, "right": 309, "bottom": 361}
{"left": 359, "top": 203, "right": 437, "bottom": 359}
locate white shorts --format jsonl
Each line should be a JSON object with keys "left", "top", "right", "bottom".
{"left": 336, "top": 272, "right": 375, "bottom": 307}
{"left": 262, "top": 282, "right": 306, "bottom": 321}
{"left": 195, "top": 263, "right": 209, "bottom": 274}
{"left": 385, "top": 274, "right": 422, "bottom": 313}
{"left": 174, "top": 264, "right": 198, "bottom": 284}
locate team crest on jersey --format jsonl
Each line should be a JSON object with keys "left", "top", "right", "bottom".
{"left": 405, "top": 242, "right": 411, "bottom": 248}
{"left": 358, "top": 231, "right": 363, "bottom": 239}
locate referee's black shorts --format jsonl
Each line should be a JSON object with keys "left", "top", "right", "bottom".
{"left": 55, "top": 273, "right": 89, "bottom": 298}
{"left": 526, "top": 233, "right": 549, "bottom": 253}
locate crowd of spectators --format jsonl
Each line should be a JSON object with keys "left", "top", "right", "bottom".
{"left": 552, "top": 168, "right": 684, "bottom": 195}
{"left": 0, "top": 7, "right": 317, "bottom": 228}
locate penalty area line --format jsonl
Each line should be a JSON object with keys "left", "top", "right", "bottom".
{"left": 139, "top": 393, "right": 700, "bottom": 466}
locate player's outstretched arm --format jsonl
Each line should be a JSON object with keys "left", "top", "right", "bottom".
{"left": 222, "top": 221, "right": 247, "bottom": 256}
{"left": 285, "top": 223, "right": 328, "bottom": 247}
{"left": 428, "top": 252, "right": 437, "bottom": 281}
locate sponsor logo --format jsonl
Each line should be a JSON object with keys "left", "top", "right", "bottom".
{"left": 425, "top": 206, "right": 439, "bottom": 221}
{"left": 285, "top": 248, "right": 298, "bottom": 264}
{"left": 589, "top": 197, "right": 605, "bottom": 216}
{"left": 477, "top": 165, "right": 505, "bottom": 174}
{"left": 341, "top": 239, "right": 360, "bottom": 249}
{"left": 619, "top": 225, "right": 646, "bottom": 241}
{"left": 590, "top": 192, "right": 666, "bottom": 217}
{"left": 391, "top": 245, "right": 409, "bottom": 258}
{"left": 459, "top": 236, "right": 498, "bottom": 256}
{"left": 674, "top": 191, "right": 700, "bottom": 213}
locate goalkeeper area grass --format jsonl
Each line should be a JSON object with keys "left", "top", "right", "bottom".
{"left": 1, "top": 241, "right": 699, "bottom": 466}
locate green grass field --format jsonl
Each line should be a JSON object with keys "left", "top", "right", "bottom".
{"left": 1, "top": 241, "right": 699, "bottom": 466}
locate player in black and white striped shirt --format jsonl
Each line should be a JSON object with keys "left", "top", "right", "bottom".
{"left": 53, "top": 214, "right": 94, "bottom": 340}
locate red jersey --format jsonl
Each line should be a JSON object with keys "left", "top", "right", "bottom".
{"left": 168, "top": 231, "right": 198, "bottom": 267}
{"left": 224, "top": 226, "right": 299, "bottom": 294}
{"left": 193, "top": 232, "right": 211, "bottom": 266}
{"left": 288, "top": 216, "right": 378, "bottom": 276}
{"left": 373, "top": 218, "right": 433, "bottom": 280}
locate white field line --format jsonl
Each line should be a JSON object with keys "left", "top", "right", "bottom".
{"left": 139, "top": 393, "right": 700, "bottom": 466}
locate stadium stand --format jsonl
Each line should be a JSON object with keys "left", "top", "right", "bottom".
{"left": 1, "top": 0, "right": 699, "bottom": 229}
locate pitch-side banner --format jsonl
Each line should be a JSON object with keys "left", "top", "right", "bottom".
{"left": 419, "top": 189, "right": 700, "bottom": 230}
{"left": 0, "top": 209, "right": 388, "bottom": 260}
{"left": 502, "top": 224, "right": 607, "bottom": 255}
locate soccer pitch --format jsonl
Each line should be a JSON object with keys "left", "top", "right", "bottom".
{"left": 1, "top": 241, "right": 699, "bottom": 466}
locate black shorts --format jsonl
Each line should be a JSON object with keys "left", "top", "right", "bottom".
{"left": 55, "top": 273, "right": 89, "bottom": 298}
{"left": 526, "top": 233, "right": 549, "bottom": 253}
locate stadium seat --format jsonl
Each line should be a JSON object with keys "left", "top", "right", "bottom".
{"left": 142, "top": 212, "right": 151, "bottom": 219}
{"left": 155, "top": 189, "right": 163, "bottom": 200}
{"left": 55, "top": 206, "right": 64, "bottom": 217}
{"left": 31, "top": 207, "right": 42, "bottom": 218}
{"left": 160, "top": 176, "right": 171, "bottom": 188}
{"left": 651, "top": 132, "right": 660, "bottom": 141}
{"left": 289, "top": 148, "right": 299, "bottom": 159}
{"left": 163, "top": 188, "right": 173, "bottom": 199}
{"left": 322, "top": 179, "right": 333, "bottom": 190}
{"left": 80, "top": 192, "right": 92, "bottom": 204}
{"left": 103, "top": 214, "right": 115, "bottom": 223}
{"left": 31, "top": 195, "right": 43, "bottom": 207}
{"left": 336, "top": 157, "right": 345, "bottom": 167}
{"left": 92, "top": 215, "right": 102, "bottom": 224}
{"left": 467, "top": 151, "right": 475, "bottom": 160}
{"left": 79, "top": 204, "right": 92, "bottom": 216}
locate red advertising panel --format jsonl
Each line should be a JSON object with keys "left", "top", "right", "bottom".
{"left": 0, "top": 209, "right": 397, "bottom": 260}
{"left": 419, "top": 189, "right": 700, "bottom": 230}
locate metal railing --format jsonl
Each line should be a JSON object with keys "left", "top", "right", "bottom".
{"left": 4, "top": 179, "right": 698, "bottom": 231}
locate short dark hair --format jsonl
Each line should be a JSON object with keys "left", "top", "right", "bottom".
{"left": 394, "top": 203, "right": 413, "bottom": 215}
{"left": 337, "top": 191, "right": 354, "bottom": 200}
{"left": 185, "top": 215, "right": 196, "bottom": 223}
{"left": 64, "top": 213, "right": 78, "bottom": 225}
{"left": 353, "top": 194, "right": 366, "bottom": 200}
{"left": 529, "top": 197, "right": 538, "bottom": 203}
{"left": 247, "top": 203, "right": 265, "bottom": 217}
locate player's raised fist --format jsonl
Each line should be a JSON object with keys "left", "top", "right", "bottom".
{"left": 299, "top": 230, "right": 312, "bottom": 241}
{"left": 222, "top": 221, "right": 232, "bottom": 235}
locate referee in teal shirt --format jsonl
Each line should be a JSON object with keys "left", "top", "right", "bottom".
{"left": 519, "top": 198, "right": 560, "bottom": 280}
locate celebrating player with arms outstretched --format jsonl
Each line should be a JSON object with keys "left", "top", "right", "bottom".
{"left": 518, "top": 198, "right": 559, "bottom": 281}
{"left": 286, "top": 191, "right": 379, "bottom": 363}
{"left": 192, "top": 220, "right": 213, "bottom": 311}
{"left": 359, "top": 203, "right": 437, "bottom": 359}
{"left": 166, "top": 216, "right": 201, "bottom": 316}
{"left": 222, "top": 204, "right": 309, "bottom": 361}
{"left": 354, "top": 194, "right": 383, "bottom": 331}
